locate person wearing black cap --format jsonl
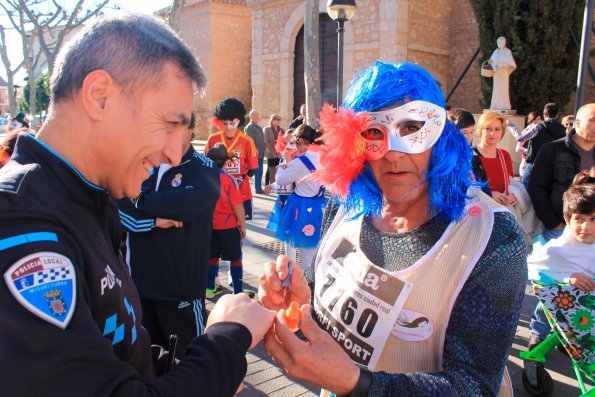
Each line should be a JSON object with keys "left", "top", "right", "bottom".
{"left": 7, "top": 112, "right": 29, "bottom": 132}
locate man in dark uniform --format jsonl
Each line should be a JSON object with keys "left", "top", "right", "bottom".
{"left": 118, "top": 113, "right": 219, "bottom": 358}
{"left": 0, "top": 13, "right": 274, "bottom": 396}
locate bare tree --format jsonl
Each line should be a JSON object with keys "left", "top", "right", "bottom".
{"left": 303, "top": 1, "right": 321, "bottom": 126}
{"left": 1, "top": 2, "right": 42, "bottom": 120}
{"left": 23, "top": 0, "right": 110, "bottom": 77}
{"left": 167, "top": 0, "right": 186, "bottom": 31}
{"left": 0, "top": 0, "right": 110, "bottom": 120}
{"left": 0, "top": 26, "right": 24, "bottom": 115}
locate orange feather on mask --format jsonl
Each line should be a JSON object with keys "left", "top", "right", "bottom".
{"left": 311, "top": 104, "right": 368, "bottom": 199}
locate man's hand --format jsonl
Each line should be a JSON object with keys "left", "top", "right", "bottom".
{"left": 258, "top": 255, "right": 311, "bottom": 312}
{"left": 264, "top": 304, "right": 360, "bottom": 396}
{"left": 155, "top": 218, "right": 183, "bottom": 228}
{"left": 569, "top": 273, "right": 595, "bottom": 292}
{"left": 206, "top": 294, "right": 276, "bottom": 349}
{"left": 239, "top": 224, "right": 247, "bottom": 240}
{"left": 264, "top": 184, "right": 273, "bottom": 194}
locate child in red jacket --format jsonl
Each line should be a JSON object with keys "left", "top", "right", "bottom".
{"left": 206, "top": 143, "right": 253, "bottom": 298}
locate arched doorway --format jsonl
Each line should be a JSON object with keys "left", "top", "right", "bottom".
{"left": 293, "top": 13, "right": 338, "bottom": 118}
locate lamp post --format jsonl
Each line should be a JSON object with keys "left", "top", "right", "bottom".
{"left": 327, "top": 0, "right": 357, "bottom": 108}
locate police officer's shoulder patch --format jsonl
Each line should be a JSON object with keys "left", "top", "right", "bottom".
{"left": 4, "top": 252, "right": 76, "bottom": 329}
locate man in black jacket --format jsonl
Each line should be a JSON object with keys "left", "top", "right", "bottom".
{"left": 525, "top": 103, "right": 594, "bottom": 350}
{"left": 0, "top": 14, "right": 274, "bottom": 396}
{"left": 289, "top": 103, "right": 306, "bottom": 129}
{"left": 118, "top": 113, "right": 220, "bottom": 358}
{"left": 521, "top": 102, "right": 566, "bottom": 187}
{"left": 529, "top": 103, "right": 595, "bottom": 242}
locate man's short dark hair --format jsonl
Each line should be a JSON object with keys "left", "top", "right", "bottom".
{"left": 214, "top": 97, "right": 246, "bottom": 125}
{"left": 448, "top": 108, "right": 475, "bottom": 129}
{"left": 294, "top": 124, "right": 322, "bottom": 145}
{"left": 51, "top": 14, "right": 206, "bottom": 104}
{"left": 544, "top": 103, "right": 559, "bottom": 119}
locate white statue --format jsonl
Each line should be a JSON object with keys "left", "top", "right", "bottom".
{"left": 487, "top": 36, "right": 516, "bottom": 110}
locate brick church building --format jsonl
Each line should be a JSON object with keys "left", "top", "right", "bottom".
{"left": 170, "top": 0, "right": 592, "bottom": 139}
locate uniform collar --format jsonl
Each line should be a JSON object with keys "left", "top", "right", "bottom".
{"left": 179, "top": 146, "right": 195, "bottom": 166}
{"left": 12, "top": 133, "right": 109, "bottom": 207}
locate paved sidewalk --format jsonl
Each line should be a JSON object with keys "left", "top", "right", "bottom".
{"left": 203, "top": 188, "right": 319, "bottom": 397}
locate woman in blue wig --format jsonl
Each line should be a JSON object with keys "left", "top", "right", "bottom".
{"left": 259, "top": 61, "right": 526, "bottom": 397}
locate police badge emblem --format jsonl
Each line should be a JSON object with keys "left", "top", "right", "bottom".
{"left": 172, "top": 173, "right": 183, "bottom": 187}
{"left": 4, "top": 252, "right": 76, "bottom": 329}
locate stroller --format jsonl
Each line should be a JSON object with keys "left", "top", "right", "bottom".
{"left": 520, "top": 281, "right": 595, "bottom": 396}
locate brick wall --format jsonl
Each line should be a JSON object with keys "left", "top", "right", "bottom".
{"left": 447, "top": 0, "right": 483, "bottom": 113}
{"left": 180, "top": 2, "right": 252, "bottom": 139}
{"left": 407, "top": 0, "right": 452, "bottom": 90}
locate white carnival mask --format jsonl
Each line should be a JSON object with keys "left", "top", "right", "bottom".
{"left": 222, "top": 118, "right": 240, "bottom": 130}
{"left": 358, "top": 100, "right": 446, "bottom": 159}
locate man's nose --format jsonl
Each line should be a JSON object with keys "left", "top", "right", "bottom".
{"left": 162, "top": 128, "right": 185, "bottom": 166}
{"left": 383, "top": 150, "right": 408, "bottom": 161}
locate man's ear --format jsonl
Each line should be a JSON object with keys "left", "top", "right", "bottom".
{"left": 574, "top": 117, "right": 581, "bottom": 131}
{"left": 80, "top": 70, "right": 116, "bottom": 121}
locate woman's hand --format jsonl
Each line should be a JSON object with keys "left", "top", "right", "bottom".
{"left": 258, "top": 255, "right": 311, "bottom": 312}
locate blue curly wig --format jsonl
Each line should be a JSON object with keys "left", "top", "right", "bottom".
{"left": 341, "top": 61, "right": 475, "bottom": 223}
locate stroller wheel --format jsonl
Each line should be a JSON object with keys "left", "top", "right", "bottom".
{"left": 522, "top": 365, "right": 553, "bottom": 397}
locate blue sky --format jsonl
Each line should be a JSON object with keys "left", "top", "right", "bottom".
{"left": 0, "top": 0, "right": 173, "bottom": 85}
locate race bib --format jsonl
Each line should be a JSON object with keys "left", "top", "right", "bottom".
{"left": 225, "top": 153, "right": 241, "bottom": 175}
{"left": 276, "top": 183, "right": 294, "bottom": 195}
{"left": 314, "top": 237, "right": 411, "bottom": 369}
{"left": 4, "top": 252, "right": 77, "bottom": 329}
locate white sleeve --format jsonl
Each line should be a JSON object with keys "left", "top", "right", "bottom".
{"left": 274, "top": 159, "right": 308, "bottom": 185}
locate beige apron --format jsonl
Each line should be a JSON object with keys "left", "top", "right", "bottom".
{"left": 315, "top": 188, "right": 513, "bottom": 396}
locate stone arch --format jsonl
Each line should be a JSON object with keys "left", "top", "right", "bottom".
{"left": 278, "top": 2, "right": 329, "bottom": 121}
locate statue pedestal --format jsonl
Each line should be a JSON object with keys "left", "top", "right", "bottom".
{"left": 483, "top": 109, "right": 517, "bottom": 115}
{"left": 473, "top": 113, "right": 526, "bottom": 176}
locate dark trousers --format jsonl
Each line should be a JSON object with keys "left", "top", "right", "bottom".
{"left": 141, "top": 297, "right": 206, "bottom": 359}
{"left": 254, "top": 157, "right": 264, "bottom": 192}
